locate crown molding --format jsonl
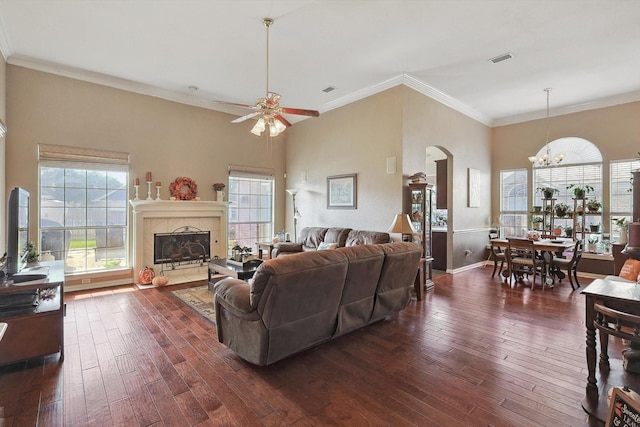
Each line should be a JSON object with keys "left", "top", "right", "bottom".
{"left": 493, "top": 90, "right": 640, "bottom": 127}
{"left": 401, "top": 73, "right": 492, "bottom": 126}
{"left": 316, "top": 74, "right": 404, "bottom": 113}
{"left": 0, "top": 13, "right": 14, "bottom": 62}
{"left": 7, "top": 54, "right": 232, "bottom": 113}
{"left": 7, "top": 55, "right": 640, "bottom": 129}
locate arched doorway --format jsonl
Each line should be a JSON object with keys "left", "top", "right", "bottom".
{"left": 426, "top": 146, "right": 450, "bottom": 272}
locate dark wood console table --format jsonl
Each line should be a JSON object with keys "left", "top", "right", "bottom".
{"left": 0, "top": 261, "right": 65, "bottom": 366}
{"left": 581, "top": 278, "right": 640, "bottom": 422}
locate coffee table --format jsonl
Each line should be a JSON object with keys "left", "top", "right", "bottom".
{"left": 208, "top": 258, "right": 263, "bottom": 291}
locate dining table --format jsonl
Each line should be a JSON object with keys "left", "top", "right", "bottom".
{"left": 491, "top": 238, "right": 576, "bottom": 286}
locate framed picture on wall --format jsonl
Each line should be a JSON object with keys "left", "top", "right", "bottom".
{"left": 327, "top": 174, "right": 357, "bottom": 209}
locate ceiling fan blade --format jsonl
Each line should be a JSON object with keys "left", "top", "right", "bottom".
{"left": 275, "top": 115, "right": 292, "bottom": 127}
{"left": 280, "top": 107, "right": 320, "bottom": 117}
{"left": 213, "top": 100, "right": 259, "bottom": 110}
{"left": 231, "top": 111, "right": 261, "bottom": 123}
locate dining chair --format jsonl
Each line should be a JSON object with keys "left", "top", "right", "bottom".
{"left": 489, "top": 241, "right": 506, "bottom": 278}
{"left": 506, "top": 238, "right": 544, "bottom": 288}
{"left": 552, "top": 240, "right": 582, "bottom": 290}
{"left": 593, "top": 301, "right": 640, "bottom": 372}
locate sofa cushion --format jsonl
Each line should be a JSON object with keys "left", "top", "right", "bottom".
{"left": 324, "top": 227, "right": 352, "bottom": 247}
{"left": 299, "top": 227, "right": 328, "bottom": 251}
{"left": 318, "top": 242, "right": 338, "bottom": 250}
{"left": 619, "top": 259, "right": 640, "bottom": 281}
{"left": 345, "top": 230, "right": 390, "bottom": 246}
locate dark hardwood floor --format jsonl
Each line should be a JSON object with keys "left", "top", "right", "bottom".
{"left": 0, "top": 265, "right": 612, "bottom": 426}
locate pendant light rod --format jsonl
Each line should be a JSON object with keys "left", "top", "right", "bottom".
{"left": 263, "top": 18, "right": 273, "bottom": 95}
{"left": 528, "top": 87, "right": 564, "bottom": 167}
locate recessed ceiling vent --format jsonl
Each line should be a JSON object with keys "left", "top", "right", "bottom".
{"left": 489, "top": 52, "right": 514, "bottom": 64}
{"left": 322, "top": 86, "right": 336, "bottom": 93}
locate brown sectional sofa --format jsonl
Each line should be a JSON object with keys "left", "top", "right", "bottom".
{"left": 214, "top": 242, "right": 422, "bottom": 365}
{"left": 271, "top": 226, "right": 390, "bottom": 258}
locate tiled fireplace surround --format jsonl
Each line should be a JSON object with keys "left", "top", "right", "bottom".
{"left": 130, "top": 200, "right": 228, "bottom": 285}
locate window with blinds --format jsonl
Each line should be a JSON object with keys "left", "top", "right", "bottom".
{"left": 499, "top": 169, "right": 528, "bottom": 237}
{"left": 38, "top": 144, "right": 129, "bottom": 273}
{"left": 533, "top": 163, "right": 602, "bottom": 208}
{"left": 227, "top": 165, "right": 274, "bottom": 256}
{"left": 610, "top": 158, "right": 640, "bottom": 240}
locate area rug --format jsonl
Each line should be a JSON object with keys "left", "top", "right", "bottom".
{"left": 170, "top": 285, "right": 215, "bottom": 324}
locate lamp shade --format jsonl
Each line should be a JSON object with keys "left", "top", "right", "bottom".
{"left": 387, "top": 214, "right": 416, "bottom": 234}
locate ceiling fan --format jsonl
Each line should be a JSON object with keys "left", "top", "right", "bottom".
{"left": 216, "top": 18, "right": 319, "bottom": 137}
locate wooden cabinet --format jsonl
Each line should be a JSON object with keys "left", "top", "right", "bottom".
{"left": 0, "top": 261, "right": 65, "bottom": 366}
{"left": 435, "top": 159, "right": 447, "bottom": 209}
{"left": 409, "top": 183, "right": 434, "bottom": 290}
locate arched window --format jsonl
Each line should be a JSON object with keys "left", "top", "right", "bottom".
{"left": 533, "top": 137, "right": 603, "bottom": 239}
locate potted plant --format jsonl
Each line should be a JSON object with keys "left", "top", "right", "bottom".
{"left": 566, "top": 209, "right": 574, "bottom": 218}
{"left": 586, "top": 199, "right": 602, "bottom": 213}
{"left": 589, "top": 223, "right": 600, "bottom": 232}
{"left": 566, "top": 184, "right": 594, "bottom": 199}
{"left": 587, "top": 236, "right": 599, "bottom": 252}
{"left": 532, "top": 205, "right": 542, "bottom": 213}
{"left": 531, "top": 215, "right": 544, "bottom": 230}
{"left": 564, "top": 225, "right": 573, "bottom": 238}
{"left": 537, "top": 186, "right": 558, "bottom": 199}
{"left": 24, "top": 240, "right": 39, "bottom": 264}
{"left": 554, "top": 202, "right": 569, "bottom": 217}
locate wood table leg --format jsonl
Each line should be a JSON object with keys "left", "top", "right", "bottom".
{"left": 414, "top": 258, "right": 425, "bottom": 301}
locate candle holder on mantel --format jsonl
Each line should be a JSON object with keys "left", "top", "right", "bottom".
{"left": 146, "top": 181, "right": 153, "bottom": 200}
{"left": 133, "top": 185, "right": 140, "bottom": 201}
{"left": 155, "top": 185, "right": 162, "bottom": 200}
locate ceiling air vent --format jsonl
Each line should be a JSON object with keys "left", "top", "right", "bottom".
{"left": 489, "top": 52, "right": 514, "bottom": 64}
{"left": 322, "top": 86, "right": 336, "bottom": 93}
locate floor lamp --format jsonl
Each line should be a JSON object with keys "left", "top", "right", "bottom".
{"left": 286, "top": 189, "right": 301, "bottom": 242}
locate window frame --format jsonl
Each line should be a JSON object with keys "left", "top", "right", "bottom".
{"left": 499, "top": 168, "right": 528, "bottom": 238}
{"left": 227, "top": 172, "right": 275, "bottom": 256}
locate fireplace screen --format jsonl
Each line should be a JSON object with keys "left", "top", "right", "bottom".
{"left": 154, "top": 226, "right": 210, "bottom": 270}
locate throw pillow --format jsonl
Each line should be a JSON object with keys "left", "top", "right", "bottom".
{"left": 619, "top": 259, "right": 640, "bottom": 281}
{"left": 317, "top": 242, "right": 337, "bottom": 251}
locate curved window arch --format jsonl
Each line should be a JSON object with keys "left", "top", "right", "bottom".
{"left": 533, "top": 137, "right": 603, "bottom": 240}
{"left": 532, "top": 137, "right": 602, "bottom": 166}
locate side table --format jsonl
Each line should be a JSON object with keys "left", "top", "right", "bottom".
{"left": 257, "top": 242, "right": 275, "bottom": 259}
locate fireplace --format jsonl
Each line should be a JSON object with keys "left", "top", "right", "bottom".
{"left": 154, "top": 227, "right": 210, "bottom": 268}
{"left": 130, "top": 200, "right": 228, "bottom": 285}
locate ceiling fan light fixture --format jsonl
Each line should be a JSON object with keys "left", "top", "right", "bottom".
{"left": 251, "top": 117, "right": 266, "bottom": 136}
{"left": 273, "top": 118, "right": 286, "bottom": 133}
{"left": 268, "top": 118, "right": 285, "bottom": 137}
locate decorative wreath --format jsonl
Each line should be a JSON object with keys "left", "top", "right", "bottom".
{"left": 170, "top": 176, "right": 198, "bottom": 200}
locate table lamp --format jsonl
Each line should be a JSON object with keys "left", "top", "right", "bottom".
{"left": 387, "top": 214, "right": 416, "bottom": 242}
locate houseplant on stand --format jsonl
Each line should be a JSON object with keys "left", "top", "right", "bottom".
{"left": 537, "top": 186, "right": 558, "bottom": 199}
{"left": 566, "top": 184, "right": 594, "bottom": 199}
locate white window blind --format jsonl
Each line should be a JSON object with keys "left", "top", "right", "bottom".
{"left": 499, "top": 169, "right": 528, "bottom": 237}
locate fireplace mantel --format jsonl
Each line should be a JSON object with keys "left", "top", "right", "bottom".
{"left": 130, "top": 200, "right": 228, "bottom": 285}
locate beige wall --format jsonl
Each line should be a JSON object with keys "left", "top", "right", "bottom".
{"left": 492, "top": 101, "right": 640, "bottom": 233}
{"left": 0, "top": 56, "right": 5, "bottom": 251}
{"left": 6, "top": 65, "right": 287, "bottom": 279}
{"left": 402, "top": 87, "right": 492, "bottom": 270}
{"left": 285, "top": 85, "right": 493, "bottom": 271}
{"left": 285, "top": 86, "right": 404, "bottom": 234}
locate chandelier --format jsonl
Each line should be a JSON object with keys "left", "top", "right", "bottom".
{"left": 528, "top": 88, "right": 565, "bottom": 167}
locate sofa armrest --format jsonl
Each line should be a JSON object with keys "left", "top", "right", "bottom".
{"left": 271, "top": 242, "right": 303, "bottom": 257}
{"left": 214, "top": 278, "right": 259, "bottom": 320}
